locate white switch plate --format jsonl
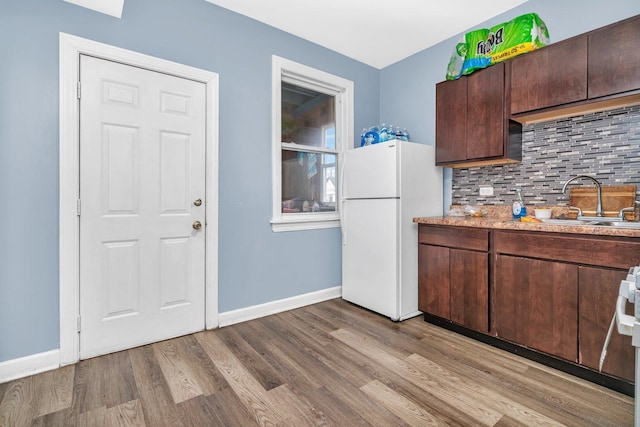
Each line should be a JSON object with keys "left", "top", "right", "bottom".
{"left": 479, "top": 186, "right": 494, "bottom": 196}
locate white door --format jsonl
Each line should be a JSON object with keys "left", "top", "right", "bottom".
{"left": 342, "top": 198, "right": 399, "bottom": 319}
{"left": 79, "top": 55, "right": 206, "bottom": 359}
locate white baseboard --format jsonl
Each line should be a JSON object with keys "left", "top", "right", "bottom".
{"left": 0, "top": 288, "right": 342, "bottom": 383}
{"left": 218, "top": 286, "right": 342, "bottom": 327}
{"left": 0, "top": 349, "right": 60, "bottom": 384}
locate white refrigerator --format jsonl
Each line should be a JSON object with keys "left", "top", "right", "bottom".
{"left": 340, "top": 140, "right": 443, "bottom": 320}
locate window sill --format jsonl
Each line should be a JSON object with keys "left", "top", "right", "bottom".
{"left": 270, "top": 215, "right": 340, "bottom": 232}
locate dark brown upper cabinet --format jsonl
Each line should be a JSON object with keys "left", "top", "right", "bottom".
{"left": 510, "top": 35, "right": 588, "bottom": 114}
{"left": 588, "top": 14, "right": 640, "bottom": 99}
{"left": 436, "top": 63, "right": 522, "bottom": 168}
{"left": 435, "top": 75, "right": 467, "bottom": 164}
{"left": 509, "top": 15, "right": 640, "bottom": 123}
{"left": 436, "top": 14, "right": 640, "bottom": 166}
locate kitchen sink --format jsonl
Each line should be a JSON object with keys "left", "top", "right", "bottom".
{"left": 541, "top": 219, "right": 586, "bottom": 225}
{"left": 610, "top": 221, "right": 640, "bottom": 229}
{"left": 541, "top": 218, "right": 640, "bottom": 228}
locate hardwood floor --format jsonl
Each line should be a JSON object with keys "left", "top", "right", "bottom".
{"left": 0, "top": 298, "right": 634, "bottom": 426}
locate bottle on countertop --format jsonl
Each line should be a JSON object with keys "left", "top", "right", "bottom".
{"left": 512, "top": 187, "right": 527, "bottom": 219}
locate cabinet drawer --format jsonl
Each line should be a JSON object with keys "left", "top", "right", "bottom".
{"left": 418, "top": 225, "right": 489, "bottom": 251}
{"left": 494, "top": 230, "right": 640, "bottom": 269}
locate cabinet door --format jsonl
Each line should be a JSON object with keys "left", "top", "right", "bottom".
{"left": 435, "top": 78, "right": 467, "bottom": 164}
{"left": 450, "top": 249, "right": 488, "bottom": 332}
{"left": 467, "top": 62, "right": 504, "bottom": 160}
{"left": 579, "top": 266, "right": 634, "bottom": 381}
{"left": 493, "top": 255, "right": 578, "bottom": 361}
{"left": 510, "top": 35, "right": 588, "bottom": 114}
{"left": 589, "top": 15, "right": 640, "bottom": 99}
{"left": 418, "top": 244, "right": 450, "bottom": 319}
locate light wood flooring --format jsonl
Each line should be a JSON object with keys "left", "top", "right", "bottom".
{"left": 0, "top": 298, "right": 634, "bottom": 426}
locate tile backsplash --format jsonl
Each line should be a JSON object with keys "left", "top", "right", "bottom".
{"left": 452, "top": 105, "right": 640, "bottom": 207}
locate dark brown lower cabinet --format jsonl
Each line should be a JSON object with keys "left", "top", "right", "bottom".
{"left": 492, "top": 229, "right": 638, "bottom": 382}
{"left": 450, "top": 249, "right": 489, "bottom": 332}
{"left": 419, "top": 226, "right": 638, "bottom": 385}
{"left": 579, "top": 266, "right": 634, "bottom": 381}
{"left": 418, "top": 244, "right": 450, "bottom": 319}
{"left": 493, "top": 255, "right": 578, "bottom": 362}
{"left": 418, "top": 225, "right": 489, "bottom": 333}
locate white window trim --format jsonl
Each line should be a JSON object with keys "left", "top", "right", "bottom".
{"left": 271, "top": 55, "right": 353, "bottom": 232}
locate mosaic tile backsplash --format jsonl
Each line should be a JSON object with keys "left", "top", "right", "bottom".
{"left": 452, "top": 105, "right": 640, "bottom": 207}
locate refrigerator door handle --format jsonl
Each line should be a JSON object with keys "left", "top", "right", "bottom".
{"left": 339, "top": 149, "right": 347, "bottom": 202}
{"left": 339, "top": 150, "right": 348, "bottom": 246}
{"left": 341, "top": 199, "right": 347, "bottom": 246}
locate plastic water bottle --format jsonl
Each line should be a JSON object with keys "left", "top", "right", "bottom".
{"left": 360, "top": 128, "right": 367, "bottom": 147}
{"left": 388, "top": 126, "right": 396, "bottom": 140}
{"left": 379, "top": 124, "right": 388, "bottom": 142}
{"left": 403, "top": 128, "right": 410, "bottom": 142}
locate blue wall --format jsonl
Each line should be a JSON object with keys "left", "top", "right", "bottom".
{"left": 0, "top": 0, "right": 379, "bottom": 362}
{"left": 380, "top": 0, "right": 640, "bottom": 209}
{"left": 2, "top": 0, "right": 640, "bottom": 364}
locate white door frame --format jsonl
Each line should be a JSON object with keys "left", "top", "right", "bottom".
{"left": 59, "top": 33, "right": 219, "bottom": 366}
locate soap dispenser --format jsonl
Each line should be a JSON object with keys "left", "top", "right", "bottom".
{"left": 512, "top": 188, "right": 526, "bottom": 219}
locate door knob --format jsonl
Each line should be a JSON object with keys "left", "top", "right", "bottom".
{"left": 194, "top": 198, "right": 202, "bottom": 207}
{"left": 192, "top": 220, "right": 202, "bottom": 230}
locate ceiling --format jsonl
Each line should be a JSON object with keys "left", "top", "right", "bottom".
{"left": 63, "top": 0, "right": 125, "bottom": 18}
{"left": 63, "top": 0, "right": 530, "bottom": 69}
{"left": 204, "top": 0, "right": 529, "bottom": 69}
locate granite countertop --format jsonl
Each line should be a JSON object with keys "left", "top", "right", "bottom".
{"left": 413, "top": 206, "right": 640, "bottom": 238}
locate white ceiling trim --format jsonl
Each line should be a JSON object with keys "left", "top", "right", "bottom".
{"left": 63, "top": 0, "right": 125, "bottom": 18}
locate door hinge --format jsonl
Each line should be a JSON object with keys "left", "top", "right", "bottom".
{"left": 77, "top": 316, "right": 81, "bottom": 333}
{"left": 77, "top": 81, "right": 81, "bottom": 99}
{"left": 77, "top": 199, "right": 81, "bottom": 216}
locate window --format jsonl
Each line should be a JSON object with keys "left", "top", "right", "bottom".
{"left": 271, "top": 56, "right": 353, "bottom": 232}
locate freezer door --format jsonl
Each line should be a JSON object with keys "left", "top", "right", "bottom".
{"left": 342, "top": 198, "right": 399, "bottom": 319}
{"left": 343, "top": 141, "right": 399, "bottom": 199}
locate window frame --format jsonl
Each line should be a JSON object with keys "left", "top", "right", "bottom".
{"left": 271, "top": 56, "right": 353, "bottom": 232}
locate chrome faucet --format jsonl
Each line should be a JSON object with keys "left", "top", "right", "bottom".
{"left": 561, "top": 175, "right": 604, "bottom": 217}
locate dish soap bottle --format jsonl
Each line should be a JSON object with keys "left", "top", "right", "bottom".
{"left": 512, "top": 188, "right": 527, "bottom": 219}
